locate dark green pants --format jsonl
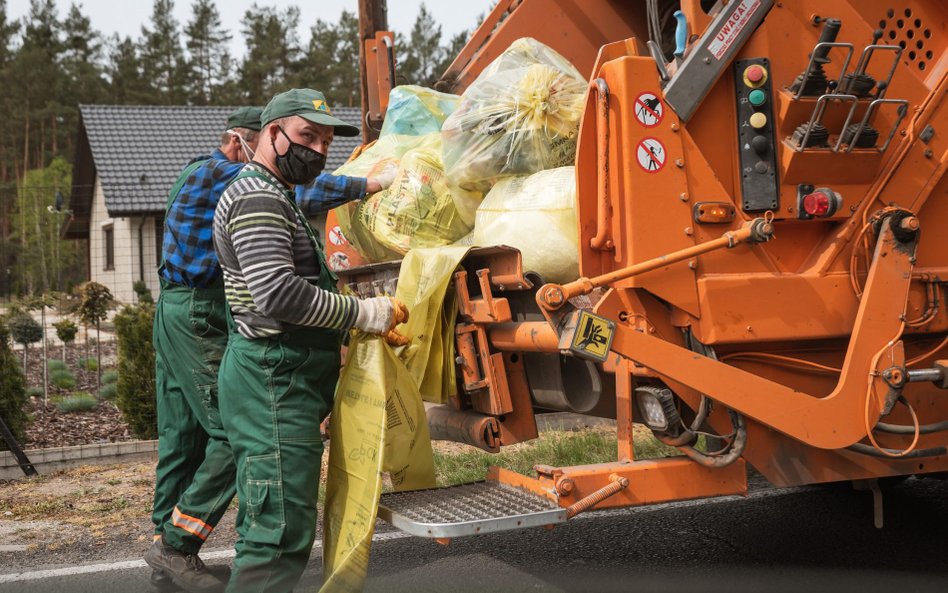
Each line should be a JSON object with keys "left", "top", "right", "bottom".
{"left": 219, "top": 328, "right": 340, "bottom": 593}
{"left": 153, "top": 284, "right": 236, "bottom": 553}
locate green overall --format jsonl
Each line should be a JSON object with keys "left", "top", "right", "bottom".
{"left": 218, "top": 170, "right": 342, "bottom": 593}
{"left": 152, "top": 159, "right": 237, "bottom": 553}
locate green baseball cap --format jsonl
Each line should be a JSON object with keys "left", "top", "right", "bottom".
{"left": 227, "top": 106, "right": 263, "bottom": 131}
{"left": 261, "top": 88, "right": 360, "bottom": 137}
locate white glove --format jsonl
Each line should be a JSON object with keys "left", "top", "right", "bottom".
{"left": 353, "top": 296, "right": 408, "bottom": 335}
{"left": 368, "top": 162, "right": 398, "bottom": 192}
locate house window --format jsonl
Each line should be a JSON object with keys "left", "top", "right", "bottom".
{"left": 155, "top": 217, "right": 163, "bottom": 266}
{"left": 103, "top": 225, "right": 114, "bottom": 271}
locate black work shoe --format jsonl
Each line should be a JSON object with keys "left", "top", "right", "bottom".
{"left": 151, "top": 568, "right": 181, "bottom": 592}
{"left": 144, "top": 538, "right": 228, "bottom": 593}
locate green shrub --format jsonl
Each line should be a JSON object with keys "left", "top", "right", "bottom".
{"left": 53, "top": 392, "right": 98, "bottom": 413}
{"left": 52, "top": 319, "right": 78, "bottom": 345}
{"left": 114, "top": 303, "right": 157, "bottom": 439}
{"left": 78, "top": 357, "right": 98, "bottom": 371}
{"left": 49, "top": 369, "right": 77, "bottom": 390}
{"left": 7, "top": 313, "right": 42, "bottom": 348}
{"left": 133, "top": 280, "right": 154, "bottom": 305}
{"left": 26, "top": 386, "right": 45, "bottom": 398}
{"left": 101, "top": 370, "right": 119, "bottom": 385}
{"left": 0, "top": 323, "right": 30, "bottom": 448}
{"left": 47, "top": 359, "right": 68, "bottom": 372}
{"left": 98, "top": 382, "right": 117, "bottom": 401}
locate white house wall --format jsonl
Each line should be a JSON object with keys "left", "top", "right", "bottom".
{"left": 88, "top": 176, "right": 159, "bottom": 304}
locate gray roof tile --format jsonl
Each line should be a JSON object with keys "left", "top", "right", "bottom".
{"left": 77, "top": 104, "right": 364, "bottom": 217}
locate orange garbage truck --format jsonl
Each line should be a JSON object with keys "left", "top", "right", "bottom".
{"left": 332, "top": 0, "right": 948, "bottom": 538}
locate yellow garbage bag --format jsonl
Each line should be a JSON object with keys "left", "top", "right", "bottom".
{"left": 472, "top": 167, "right": 579, "bottom": 283}
{"left": 334, "top": 133, "right": 482, "bottom": 262}
{"left": 320, "top": 246, "right": 470, "bottom": 593}
{"left": 441, "top": 38, "right": 586, "bottom": 193}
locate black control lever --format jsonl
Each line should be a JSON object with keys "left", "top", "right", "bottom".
{"left": 790, "top": 18, "right": 842, "bottom": 97}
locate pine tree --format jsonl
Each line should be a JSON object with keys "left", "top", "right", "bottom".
{"left": 0, "top": 2, "right": 22, "bottom": 299}
{"left": 400, "top": 3, "right": 444, "bottom": 87}
{"left": 5, "top": 1, "right": 65, "bottom": 294}
{"left": 106, "top": 35, "right": 151, "bottom": 104}
{"left": 332, "top": 10, "right": 361, "bottom": 107}
{"left": 299, "top": 18, "right": 340, "bottom": 98}
{"left": 239, "top": 4, "right": 301, "bottom": 104}
{"left": 140, "top": 0, "right": 187, "bottom": 104}
{"left": 60, "top": 3, "right": 107, "bottom": 157}
{"left": 10, "top": 0, "right": 64, "bottom": 174}
{"left": 184, "top": 0, "right": 231, "bottom": 105}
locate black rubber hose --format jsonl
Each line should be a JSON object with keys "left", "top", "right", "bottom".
{"left": 846, "top": 443, "right": 947, "bottom": 459}
{"left": 874, "top": 419, "right": 948, "bottom": 435}
{"left": 658, "top": 409, "right": 748, "bottom": 468}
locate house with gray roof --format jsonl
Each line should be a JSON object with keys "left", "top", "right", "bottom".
{"left": 66, "top": 104, "right": 363, "bottom": 303}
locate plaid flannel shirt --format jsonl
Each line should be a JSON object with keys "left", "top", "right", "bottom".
{"left": 159, "top": 150, "right": 367, "bottom": 288}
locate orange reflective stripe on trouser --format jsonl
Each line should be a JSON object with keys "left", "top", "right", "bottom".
{"left": 171, "top": 507, "right": 213, "bottom": 541}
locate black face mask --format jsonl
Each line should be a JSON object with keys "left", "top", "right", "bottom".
{"left": 272, "top": 126, "right": 326, "bottom": 185}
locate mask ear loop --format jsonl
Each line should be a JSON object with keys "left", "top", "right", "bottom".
{"left": 228, "top": 130, "right": 255, "bottom": 161}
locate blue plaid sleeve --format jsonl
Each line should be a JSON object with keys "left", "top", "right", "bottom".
{"left": 159, "top": 158, "right": 245, "bottom": 288}
{"left": 295, "top": 173, "right": 367, "bottom": 216}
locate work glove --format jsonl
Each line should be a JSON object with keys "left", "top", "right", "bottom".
{"left": 367, "top": 161, "right": 398, "bottom": 192}
{"left": 354, "top": 296, "right": 410, "bottom": 345}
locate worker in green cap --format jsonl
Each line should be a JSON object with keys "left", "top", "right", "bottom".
{"left": 213, "top": 88, "right": 409, "bottom": 593}
{"left": 146, "top": 103, "right": 396, "bottom": 593}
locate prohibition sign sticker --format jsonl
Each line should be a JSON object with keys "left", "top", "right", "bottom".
{"left": 636, "top": 137, "right": 666, "bottom": 173}
{"left": 328, "top": 225, "right": 348, "bottom": 246}
{"left": 634, "top": 92, "right": 664, "bottom": 127}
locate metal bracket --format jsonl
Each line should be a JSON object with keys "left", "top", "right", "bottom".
{"left": 795, "top": 93, "right": 860, "bottom": 152}
{"left": 845, "top": 44, "right": 902, "bottom": 99}
{"left": 845, "top": 98, "right": 910, "bottom": 153}
{"left": 789, "top": 42, "right": 855, "bottom": 100}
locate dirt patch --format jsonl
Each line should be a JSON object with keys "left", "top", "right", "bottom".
{"left": 17, "top": 340, "right": 132, "bottom": 449}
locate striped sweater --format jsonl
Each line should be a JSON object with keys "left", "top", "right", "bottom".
{"left": 213, "top": 163, "right": 361, "bottom": 339}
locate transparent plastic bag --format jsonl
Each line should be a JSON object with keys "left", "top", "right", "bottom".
{"left": 333, "top": 133, "right": 482, "bottom": 262}
{"left": 380, "top": 85, "right": 460, "bottom": 137}
{"left": 441, "top": 38, "right": 586, "bottom": 192}
{"left": 472, "top": 166, "right": 579, "bottom": 283}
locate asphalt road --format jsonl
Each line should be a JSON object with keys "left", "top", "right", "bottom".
{"left": 3, "top": 476, "right": 948, "bottom": 593}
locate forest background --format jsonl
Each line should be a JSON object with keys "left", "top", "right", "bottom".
{"left": 0, "top": 0, "right": 472, "bottom": 297}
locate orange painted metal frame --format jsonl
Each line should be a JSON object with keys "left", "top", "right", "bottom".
{"left": 351, "top": 0, "right": 948, "bottom": 514}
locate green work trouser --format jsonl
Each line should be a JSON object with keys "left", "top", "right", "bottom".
{"left": 219, "top": 327, "right": 340, "bottom": 593}
{"left": 153, "top": 283, "right": 236, "bottom": 553}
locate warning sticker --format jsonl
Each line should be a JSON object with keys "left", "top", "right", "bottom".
{"left": 569, "top": 310, "right": 615, "bottom": 363}
{"left": 708, "top": 0, "right": 761, "bottom": 60}
{"left": 634, "top": 92, "right": 664, "bottom": 127}
{"left": 636, "top": 137, "right": 666, "bottom": 173}
{"left": 328, "top": 225, "right": 348, "bottom": 246}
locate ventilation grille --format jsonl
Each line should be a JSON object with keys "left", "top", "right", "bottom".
{"left": 880, "top": 7, "right": 933, "bottom": 72}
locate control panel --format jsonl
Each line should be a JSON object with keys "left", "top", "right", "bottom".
{"left": 734, "top": 58, "right": 779, "bottom": 212}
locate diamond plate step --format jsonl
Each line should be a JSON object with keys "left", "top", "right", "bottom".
{"left": 378, "top": 481, "right": 567, "bottom": 538}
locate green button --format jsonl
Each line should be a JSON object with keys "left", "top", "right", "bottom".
{"left": 749, "top": 89, "right": 767, "bottom": 106}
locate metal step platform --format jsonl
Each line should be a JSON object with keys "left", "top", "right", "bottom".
{"left": 378, "top": 481, "right": 567, "bottom": 538}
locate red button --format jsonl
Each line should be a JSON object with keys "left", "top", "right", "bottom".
{"left": 746, "top": 65, "right": 764, "bottom": 83}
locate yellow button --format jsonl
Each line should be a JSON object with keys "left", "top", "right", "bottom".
{"left": 749, "top": 112, "right": 768, "bottom": 129}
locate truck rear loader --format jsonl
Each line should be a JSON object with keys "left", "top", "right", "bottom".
{"left": 337, "top": 0, "right": 948, "bottom": 538}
